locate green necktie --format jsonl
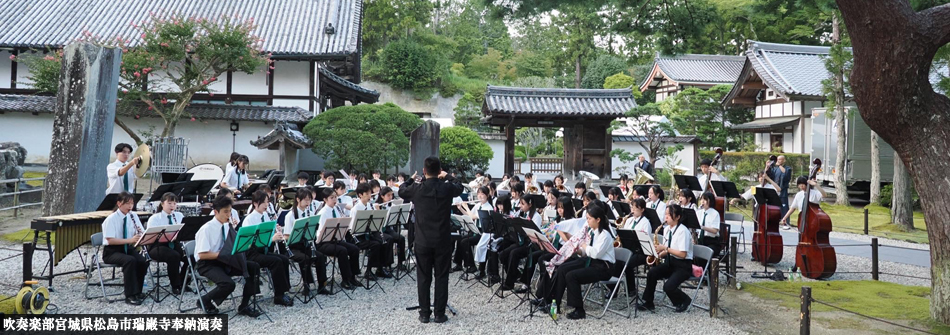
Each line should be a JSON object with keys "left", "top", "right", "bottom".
{"left": 700, "top": 212, "right": 707, "bottom": 240}
{"left": 585, "top": 230, "right": 595, "bottom": 267}
{"left": 168, "top": 215, "right": 175, "bottom": 248}
{"left": 123, "top": 216, "right": 128, "bottom": 253}
{"left": 222, "top": 224, "right": 227, "bottom": 245}
{"left": 332, "top": 208, "right": 337, "bottom": 218}
{"left": 122, "top": 172, "right": 129, "bottom": 192}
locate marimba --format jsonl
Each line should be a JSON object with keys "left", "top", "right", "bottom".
{"left": 30, "top": 210, "right": 151, "bottom": 289}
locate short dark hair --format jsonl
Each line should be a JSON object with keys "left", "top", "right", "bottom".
{"left": 668, "top": 203, "right": 684, "bottom": 222}
{"left": 252, "top": 190, "right": 269, "bottom": 205}
{"left": 554, "top": 174, "right": 565, "bottom": 183}
{"left": 260, "top": 184, "right": 272, "bottom": 194}
{"left": 584, "top": 191, "right": 598, "bottom": 202}
{"left": 543, "top": 180, "right": 554, "bottom": 188}
{"left": 524, "top": 172, "right": 533, "bottom": 179}
{"left": 212, "top": 196, "right": 233, "bottom": 211}
{"left": 324, "top": 170, "right": 335, "bottom": 179}
{"left": 322, "top": 188, "right": 336, "bottom": 199}
{"left": 355, "top": 182, "right": 371, "bottom": 196}
{"left": 216, "top": 187, "right": 232, "bottom": 198}
{"left": 386, "top": 175, "right": 397, "bottom": 182}
{"left": 700, "top": 192, "right": 716, "bottom": 207}
{"left": 511, "top": 183, "right": 525, "bottom": 196}
{"left": 297, "top": 171, "right": 310, "bottom": 180}
{"left": 680, "top": 189, "right": 697, "bottom": 205}
{"left": 796, "top": 176, "right": 809, "bottom": 185}
{"left": 700, "top": 159, "right": 713, "bottom": 167}
{"left": 424, "top": 156, "right": 441, "bottom": 176}
{"left": 368, "top": 179, "right": 380, "bottom": 190}
{"left": 575, "top": 182, "right": 587, "bottom": 190}
{"left": 650, "top": 185, "right": 665, "bottom": 201}
{"left": 116, "top": 191, "right": 135, "bottom": 205}
{"left": 608, "top": 187, "right": 623, "bottom": 199}
{"left": 295, "top": 189, "right": 312, "bottom": 201}
{"left": 114, "top": 143, "right": 133, "bottom": 154}
{"left": 332, "top": 180, "right": 346, "bottom": 191}
{"left": 376, "top": 187, "right": 394, "bottom": 203}
{"left": 632, "top": 197, "right": 647, "bottom": 210}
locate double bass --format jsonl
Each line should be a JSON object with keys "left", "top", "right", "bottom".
{"left": 752, "top": 155, "right": 783, "bottom": 264}
{"left": 795, "top": 159, "right": 837, "bottom": 279}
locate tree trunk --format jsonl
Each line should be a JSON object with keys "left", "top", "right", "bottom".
{"left": 832, "top": 12, "right": 850, "bottom": 206}
{"left": 891, "top": 152, "right": 914, "bottom": 231}
{"left": 836, "top": 0, "right": 950, "bottom": 324}
{"left": 574, "top": 56, "right": 582, "bottom": 89}
{"left": 869, "top": 131, "right": 881, "bottom": 204}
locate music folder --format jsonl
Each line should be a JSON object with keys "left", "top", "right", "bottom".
{"left": 316, "top": 218, "right": 350, "bottom": 243}
{"left": 674, "top": 175, "right": 703, "bottom": 192}
{"left": 636, "top": 230, "right": 658, "bottom": 258}
{"left": 232, "top": 221, "right": 276, "bottom": 254}
{"left": 710, "top": 180, "right": 742, "bottom": 199}
{"left": 149, "top": 182, "right": 184, "bottom": 202}
{"left": 134, "top": 224, "right": 184, "bottom": 248}
{"left": 97, "top": 193, "right": 145, "bottom": 211}
{"left": 525, "top": 229, "right": 557, "bottom": 254}
{"left": 680, "top": 208, "right": 701, "bottom": 230}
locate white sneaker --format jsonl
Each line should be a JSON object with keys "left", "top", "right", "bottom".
{"left": 781, "top": 225, "right": 791, "bottom": 230}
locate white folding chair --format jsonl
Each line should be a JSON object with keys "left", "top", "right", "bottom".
{"left": 582, "top": 247, "right": 634, "bottom": 319}
{"left": 84, "top": 233, "right": 125, "bottom": 302}
{"left": 724, "top": 212, "right": 746, "bottom": 254}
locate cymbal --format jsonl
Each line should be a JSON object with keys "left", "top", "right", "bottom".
{"left": 133, "top": 143, "right": 151, "bottom": 178}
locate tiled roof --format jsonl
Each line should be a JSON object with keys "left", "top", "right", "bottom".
{"left": 641, "top": 54, "right": 745, "bottom": 90}
{"left": 0, "top": 94, "right": 311, "bottom": 123}
{"left": 612, "top": 135, "right": 702, "bottom": 144}
{"left": 0, "top": 0, "right": 363, "bottom": 57}
{"left": 746, "top": 41, "right": 847, "bottom": 99}
{"left": 250, "top": 122, "right": 312, "bottom": 149}
{"left": 482, "top": 85, "right": 637, "bottom": 118}
{"left": 318, "top": 66, "right": 379, "bottom": 103}
{"left": 478, "top": 133, "right": 506, "bottom": 141}
{"left": 730, "top": 116, "right": 800, "bottom": 132}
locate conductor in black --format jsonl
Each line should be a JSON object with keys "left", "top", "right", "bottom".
{"left": 399, "top": 156, "right": 463, "bottom": 324}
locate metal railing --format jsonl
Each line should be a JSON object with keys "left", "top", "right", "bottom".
{"left": 0, "top": 177, "right": 45, "bottom": 217}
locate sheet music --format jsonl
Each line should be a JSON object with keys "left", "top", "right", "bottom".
{"left": 638, "top": 231, "right": 658, "bottom": 258}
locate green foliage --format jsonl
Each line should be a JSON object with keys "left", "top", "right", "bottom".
{"left": 511, "top": 76, "right": 556, "bottom": 88}
{"left": 879, "top": 183, "right": 920, "bottom": 209}
{"left": 15, "top": 51, "right": 62, "bottom": 93}
{"left": 453, "top": 88, "right": 491, "bottom": 133}
{"left": 381, "top": 39, "right": 441, "bottom": 90}
{"left": 513, "top": 50, "right": 553, "bottom": 78}
{"left": 699, "top": 150, "right": 809, "bottom": 186}
{"left": 821, "top": 34, "right": 854, "bottom": 115}
{"left": 615, "top": 103, "right": 678, "bottom": 166}
{"left": 662, "top": 85, "right": 753, "bottom": 150}
{"left": 439, "top": 126, "right": 493, "bottom": 178}
{"left": 465, "top": 48, "right": 516, "bottom": 80}
{"left": 581, "top": 55, "right": 627, "bottom": 89}
{"left": 303, "top": 103, "right": 423, "bottom": 172}
{"left": 362, "top": 0, "right": 434, "bottom": 55}
{"left": 439, "top": 2, "right": 512, "bottom": 64}
{"left": 603, "top": 72, "right": 644, "bottom": 100}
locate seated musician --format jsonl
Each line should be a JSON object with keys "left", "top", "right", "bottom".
{"left": 220, "top": 155, "right": 249, "bottom": 195}
{"left": 456, "top": 186, "right": 492, "bottom": 275}
{"left": 509, "top": 183, "right": 525, "bottom": 217}
{"left": 620, "top": 198, "right": 653, "bottom": 293}
{"left": 352, "top": 182, "right": 394, "bottom": 279}
{"left": 259, "top": 185, "right": 279, "bottom": 218}
{"left": 573, "top": 182, "right": 587, "bottom": 201}
{"left": 542, "top": 180, "right": 555, "bottom": 196}
{"left": 106, "top": 143, "right": 140, "bottom": 195}
{"left": 296, "top": 171, "right": 310, "bottom": 188}
{"left": 678, "top": 189, "right": 699, "bottom": 211}
{"left": 553, "top": 175, "right": 567, "bottom": 194}
{"left": 368, "top": 180, "right": 382, "bottom": 203}
{"left": 638, "top": 204, "right": 694, "bottom": 313}
{"left": 194, "top": 196, "right": 263, "bottom": 317}
{"left": 536, "top": 205, "right": 615, "bottom": 320}
{"left": 145, "top": 192, "right": 187, "bottom": 295}
{"left": 481, "top": 194, "right": 514, "bottom": 284}
{"left": 500, "top": 195, "right": 543, "bottom": 293}
{"left": 375, "top": 186, "right": 408, "bottom": 272}
{"left": 646, "top": 185, "right": 667, "bottom": 220}
{"left": 778, "top": 176, "right": 828, "bottom": 230}
{"left": 101, "top": 191, "right": 149, "bottom": 305}
{"left": 280, "top": 190, "right": 331, "bottom": 295}
{"left": 333, "top": 181, "right": 354, "bottom": 214}
{"left": 315, "top": 189, "right": 363, "bottom": 289}
{"left": 607, "top": 187, "right": 624, "bottom": 217}
{"left": 302, "top": 186, "right": 322, "bottom": 215}
{"left": 696, "top": 192, "right": 722, "bottom": 264}
{"left": 698, "top": 158, "right": 726, "bottom": 193}
{"left": 241, "top": 190, "right": 294, "bottom": 306}
{"left": 225, "top": 152, "right": 240, "bottom": 177}
{"left": 214, "top": 188, "right": 242, "bottom": 227}
{"left": 372, "top": 171, "right": 385, "bottom": 187}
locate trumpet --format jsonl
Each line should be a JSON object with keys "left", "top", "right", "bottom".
{"left": 647, "top": 224, "right": 664, "bottom": 266}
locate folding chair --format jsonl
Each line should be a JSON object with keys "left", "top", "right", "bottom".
{"left": 178, "top": 241, "right": 238, "bottom": 314}
{"left": 685, "top": 245, "right": 714, "bottom": 312}
{"left": 582, "top": 247, "right": 634, "bottom": 319}
{"left": 724, "top": 212, "right": 746, "bottom": 254}
{"left": 84, "top": 233, "right": 125, "bottom": 302}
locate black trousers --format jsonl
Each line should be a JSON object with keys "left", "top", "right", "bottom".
{"left": 487, "top": 240, "right": 514, "bottom": 277}
{"left": 316, "top": 241, "right": 359, "bottom": 282}
{"left": 289, "top": 242, "right": 327, "bottom": 285}
{"left": 547, "top": 258, "right": 612, "bottom": 310}
{"left": 455, "top": 234, "right": 478, "bottom": 268}
{"left": 643, "top": 258, "right": 693, "bottom": 307}
{"left": 502, "top": 244, "right": 532, "bottom": 287}
{"left": 247, "top": 248, "right": 291, "bottom": 297}
{"left": 103, "top": 246, "right": 148, "bottom": 298}
{"left": 383, "top": 228, "right": 406, "bottom": 265}
{"left": 196, "top": 259, "right": 260, "bottom": 307}
{"left": 147, "top": 244, "right": 186, "bottom": 290}
{"left": 533, "top": 253, "right": 560, "bottom": 298}
{"left": 698, "top": 236, "right": 721, "bottom": 265}
{"left": 621, "top": 253, "right": 648, "bottom": 291}
{"left": 414, "top": 243, "right": 452, "bottom": 317}
{"left": 351, "top": 233, "right": 386, "bottom": 269}
{"left": 522, "top": 249, "right": 551, "bottom": 285}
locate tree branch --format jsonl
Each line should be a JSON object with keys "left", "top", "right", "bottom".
{"left": 114, "top": 117, "right": 143, "bottom": 145}
{"left": 922, "top": 3, "right": 950, "bottom": 46}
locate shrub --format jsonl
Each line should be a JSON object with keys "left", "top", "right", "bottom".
{"left": 581, "top": 55, "right": 627, "bottom": 89}
{"left": 440, "top": 127, "right": 493, "bottom": 179}
{"left": 303, "top": 103, "right": 423, "bottom": 172}
{"left": 381, "top": 39, "right": 441, "bottom": 90}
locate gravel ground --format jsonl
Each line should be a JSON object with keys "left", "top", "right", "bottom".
{"left": 0, "top": 239, "right": 747, "bottom": 334}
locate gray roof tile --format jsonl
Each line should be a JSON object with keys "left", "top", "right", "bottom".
{"left": 653, "top": 54, "right": 745, "bottom": 85}
{"left": 0, "top": 0, "right": 362, "bottom": 57}
{"left": 483, "top": 85, "right": 637, "bottom": 117}
{"left": 612, "top": 135, "right": 702, "bottom": 144}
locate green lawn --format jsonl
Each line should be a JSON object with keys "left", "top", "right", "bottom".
{"left": 728, "top": 203, "right": 930, "bottom": 244}
{"left": 743, "top": 280, "right": 950, "bottom": 334}
{"left": 21, "top": 171, "right": 46, "bottom": 187}
{"left": 0, "top": 228, "right": 51, "bottom": 244}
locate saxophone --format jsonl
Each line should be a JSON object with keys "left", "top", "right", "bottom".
{"left": 546, "top": 226, "right": 591, "bottom": 277}
{"left": 646, "top": 224, "right": 664, "bottom": 266}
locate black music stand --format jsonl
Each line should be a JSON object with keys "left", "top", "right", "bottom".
{"left": 148, "top": 183, "right": 183, "bottom": 202}
{"left": 486, "top": 213, "right": 522, "bottom": 301}
{"left": 598, "top": 185, "right": 614, "bottom": 199}
{"left": 161, "top": 172, "right": 193, "bottom": 184}
{"left": 351, "top": 209, "right": 388, "bottom": 292}
{"left": 385, "top": 204, "right": 414, "bottom": 281}
{"left": 266, "top": 173, "right": 284, "bottom": 191}
{"left": 240, "top": 183, "right": 265, "bottom": 200}
{"left": 287, "top": 218, "right": 322, "bottom": 306}
{"left": 711, "top": 180, "right": 742, "bottom": 212}
{"left": 97, "top": 193, "right": 144, "bottom": 211}
{"left": 674, "top": 175, "right": 703, "bottom": 192}
{"left": 571, "top": 198, "right": 583, "bottom": 213}
{"left": 504, "top": 218, "right": 540, "bottom": 309}
{"left": 136, "top": 224, "right": 184, "bottom": 303}
{"left": 751, "top": 187, "right": 784, "bottom": 279}
{"left": 177, "top": 180, "right": 216, "bottom": 203}
{"left": 527, "top": 194, "right": 546, "bottom": 212}
{"left": 232, "top": 223, "right": 275, "bottom": 322}
{"left": 642, "top": 208, "right": 663, "bottom": 232}
{"left": 177, "top": 216, "right": 212, "bottom": 242}
{"left": 316, "top": 218, "right": 352, "bottom": 296}
{"left": 680, "top": 208, "right": 701, "bottom": 231}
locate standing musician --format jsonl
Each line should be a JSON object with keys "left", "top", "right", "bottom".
{"left": 458, "top": 187, "right": 493, "bottom": 278}
{"left": 698, "top": 158, "right": 725, "bottom": 193}
{"left": 771, "top": 156, "right": 793, "bottom": 226}
{"left": 638, "top": 204, "right": 694, "bottom": 313}
{"left": 646, "top": 185, "right": 667, "bottom": 220}
{"left": 241, "top": 191, "right": 294, "bottom": 306}
{"left": 697, "top": 192, "right": 723, "bottom": 261}
{"left": 500, "top": 196, "right": 543, "bottom": 293}
{"left": 352, "top": 182, "right": 394, "bottom": 279}
{"left": 101, "top": 191, "right": 148, "bottom": 305}
{"left": 375, "top": 186, "right": 408, "bottom": 272}
{"left": 280, "top": 190, "right": 331, "bottom": 295}
{"left": 145, "top": 192, "right": 187, "bottom": 295}
{"left": 536, "top": 205, "right": 615, "bottom": 320}
{"left": 732, "top": 171, "right": 780, "bottom": 207}
{"left": 220, "top": 155, "right": 249, "bottom": 195}
{"left": 225, "top": 152, "right": 240, "bottom": 177}
{"left": 397, "top": 157, "right": 464, "bottom": 324}
{"left": 106, "top": 143, "right": 140, "bottom": 195}
{"left": 778, "top": 176, "right": 827, "bottom": 230}
{"left": 315, "top": 189, "right": 363, "bottom": 290}
{"left": 194, "top": 196, "right": 263, "bottom": 317}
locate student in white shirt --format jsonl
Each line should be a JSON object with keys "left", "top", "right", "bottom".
{"left": 240, "top": 190, "right": 294, "bottom": 306}
{"left": 732, "top": 171, "right": 781, "bottom": 206}
{"left": 333, "top": 181, "right": 353, "bottom": 215}
{"left": 481, "top": 194, "right": 514, "bottom": 283}
{"left": 619, "top": 198, "right": 654, "bottom": 292}
{"left": 678, "top": 188, "right": 699, "bottom": 212}
{"left": 573, "top": 182, "right": 587, "bottom": 201}
{"left": 372, "top": 171, "right": 385, "bottom": 188}
{"left": 106, "top": 143, "right": 140, "bottom": 195}
{"left": 646, "top": 185, "right": 667, "bottom": 225}
{"left": 639, "top": 204, "right": 694, "bottom": 313}
{"left": 145, "top": 192, "right": 186, "bottom": 294}
{"left": 779, "top": 176, "right": 828, "bottom": 229}
{"left": 220, "top": 155, "right": 250, "bottom": 195}
{"left": 499, "top": 195, "right": 543, "bottom": 291}
{"left": 509, "top": 183, "right": 525, "bottom": 216}
{"left": 351, "top": 182, "right": 393, "bottom": 279}
{"left": 101, "top": 191, "right": 148, "bottom": 305}
{"left": 295, "top": 171, "right": 310, "bottom": 188}
{"left": 314, "top": 188, "right": 363, "bottom": 289}
{"left": 697, "top": 158, "right": 725, "bottom": 193}
{"left": 279, "top": 189, "right": 330, "bottom": 294}
{"left": 541, "top": 205, "right": 615, "bottom": 320}
{"left": 225, "top": 152, "right": 240, "bottom": 177}
{"left": 260, "top": 185, "right": 279, "bottom": 218}
{"left": 456, "top": 186, "right": 491, "bottom": 275}
{"left": 375, "top": 186, "right": 407, "bottom": 271}
{"left": 697, "top": 192, "right": 723, "bottom": 260}
{"left": 213, "top": 188, "right": 241, "bottom": 228}
{"left": 193, "top": 196, "right": 263, "bottom": 317}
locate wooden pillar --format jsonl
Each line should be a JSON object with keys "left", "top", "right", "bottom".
{"left": 603, "top": 122, "right": 613, "bottom": 179}
{"left": 504, "top": 123, "right": 515, "bottom": 175}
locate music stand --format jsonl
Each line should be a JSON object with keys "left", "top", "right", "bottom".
{"left": 232, "top": 221, "right": 276, "bottom": 322}
{"left": 642, "top": 208, "right": 663, "bottom": 232}
{"left": 612, "top": 201, "right": 631, "bottom": 218}
{"left": 598, "top": 185, "right": 614, "bottom": 200}
{"left": 135, "top": 223, "right": 184, "bottom": 303}
{"left": 674, "top": 175, "right": 703, "bottom": 192}
{"left": 571, "top": 198, "right": 583, "bottom": 213}
{"left": 285, "top": 217, "right": 322, "bottom": 305}
{"left": 385, "top": 204, "right": 415, "bottom": 281}
{"left": 711, "top": 180, "right": 742, "bottom": 200}
{"left": 97, "top": 193, "right": 144, "bottom": 211}
{"left": 240, "top": 183, "right": 265, "bottom": 199}
{"left": 148, "top": 182, "right": 183, "bottom": 202}
{"left": 527, "top": 194, "right": 546, "bottom": 212}
{"left": 616, "top": 229, "right": 639, "bottom": 252}
{"left": 161, "top": 172, "right": 193, "bottom": 184}
{"left": 636, "top": 230, "right": 659, "bottom": 262}
{"left": 751, "top": 187, "right": 783, "bottom": 279}
{"left": 351, "top": 209, "right": 388, "bottom": 291}
{"left": 266, "top": 173, "right": 284, "bottom": 191}
{"left": 681, "top": 208, "right": 701, "bottom": 231}
{"left": 455, "top": 215, "right": 480, "bottom": 235}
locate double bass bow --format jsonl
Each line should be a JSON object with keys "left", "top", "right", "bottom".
{"left": 795, "top": 159, "right": 836, "bottom": 279}
{"left": 751, "top": 155, "right": 783, "bottom": 265}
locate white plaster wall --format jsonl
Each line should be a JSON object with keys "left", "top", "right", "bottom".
{"left": 15, "top": 56, "right": 32, "bottom": 88}
{"left": 273, "top": 61, "right": 309, "bottom": 96}
{"left": 484, "top": 139, "right": 505, "bottom": 177}
{"left": 231, "top": 69, "right": 268, "bottom": 95}
{"left": 611, "top": 141, "right": 697, "bottom": 179}
{"left": 0, "top": 51, "right": 12, "bottom": 89}
{"left": 272, "top": 99, "right": 309, "bottom": 110}
{"left": 0, "top": 112, "right": 55, "bottom": 163}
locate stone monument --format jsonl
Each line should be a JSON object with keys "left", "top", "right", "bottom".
{"left": 409, "top": 120, "right": 441, "bottom": 174}
{"left": 42, "top": 43, "right": 122, "bottom": 216}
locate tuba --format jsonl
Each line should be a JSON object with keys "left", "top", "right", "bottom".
{"left": 633, "top": 167, "right": 654, "bottom": 185}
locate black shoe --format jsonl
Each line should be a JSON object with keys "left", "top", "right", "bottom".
{"left": 675, "top": 299, "right": 692, "bottom": 313}
{"left": 274, "top": 294, "right": 294, "bottom": 307}
{"left": 488, "top": 275, "right": 501, "bottom": 285}
{"left": 433, "top": 314, "right": 448, "bottom": 323}
{"left": 537, "top": 303, "right": 552, "bottom": 314}
{"left": 397, "top": 264, "right": 409, "bottom": 272}
{"left": 419, "top": 315, "right": 430, "bottom": 324}
{"left": 125, "top": 296, "right": 143, "bottom": 306}
{"left": 197, "top": 298, "right": 218, "bottom": 315}
{"left": 238, "top": 305, "right": 263, "bottom": 318}
{"left": 530, "top": 298, "right": 545, "bottom": 306}
{"left": 635, "top": 302, "right": 655, "bottom": 312}
{"left": 451, "top": 264, "right": 463, "bottom": 272}
{"left": 513, "top": 285, "right": 529, "bottom": 294}
{"left": 136, "top": 293, "right": 149, "bottom": 301}
{"left": 340, "top": 281, "right": 354, "bottom": 290}
{"left": 376, "top": 269, "right": 393, "bottom": 279}
{"left": 567, "top": 309, "right": 586, "bottom": 320}
{"left": 474, "top": 273, "right": 486, "bottom": 280}
{"left": 316, "top": 285, "right": 331, "bottom": 295}
{"left": 364, "top": 271, "right": 378, "bottom": 281}
{"left": 349, "top": 279, "right": 365, "bottom": 288}
{"left": 172, "top": 288, "right": 182, "bottom": 296}
{"left": 499, "top": 284, "right": 514, "bottom": 291}
{"left": 464, "top": 266, "right": 478, "bottom": 274}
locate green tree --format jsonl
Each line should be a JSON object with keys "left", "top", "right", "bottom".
{"left": 465, "top": 48, "right": 516, "bottom": 80}
{"left": 440, "top": 126, "right": 493, "bottom": 178}
{"left": 662, "top": 85, "right": 751, "bottom": 150}
{"left": 821, "top": 11, "right": 852, "bottom": 206}
{"left": 581, "top": 54, "right": 626, "bottom": 89}
{"left": 603, "top": 72, "right": 644, "bottom": 100}
{"left": 303, "top": 103, "right": 423, "bottom": 172}
{"left": 440, "top": 1, "right": 513, "bottom": 64}
{"left": 453, "top": 89, "right": 491, "bottom": 133}
{"left": 381, "top": 39, "right": 442, "bottom": 90}
{"left": 363, "top": 0, "right": 434, "bottom": 55}
{"left": 610, "top": 103, "right": 678, "bottom": 168}
{"left": 16, "top": 14, "right": 270, "bottom": 144}
{"left": 513, "top": 50, "right": 553, "bottom": 78}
